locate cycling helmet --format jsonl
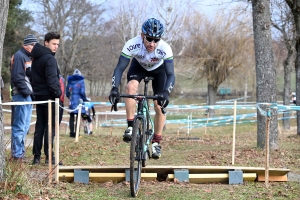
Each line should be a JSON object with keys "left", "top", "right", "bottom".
{"left": 142, "top": 18, "right": 164, "bottom": 38}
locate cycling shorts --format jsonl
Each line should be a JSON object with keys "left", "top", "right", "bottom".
{"left": 127, "top": 58, "right": 166, "bottom": 95}
{"left": 81, "top": 114, "right": 92, "bottom": 123}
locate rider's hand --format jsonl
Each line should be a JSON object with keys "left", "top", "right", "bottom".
{"left": 157, "top": 90, "right": 169, "bottom": 108}
{"left": 109, "top": 87, "right": 120, "bottom": 105}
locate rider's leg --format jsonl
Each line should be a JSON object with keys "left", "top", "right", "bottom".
{"left": 153, "top": 100, "right": 165, "bottom": 141}
{"left": 123, "top": 80, "right": 139, "bottom": 141}
{"left": 150, "top": 66, "right": 167, "bottom": 158}
{"left": 151, "top": 100, "right": 165, "bottom": 159}
{"left": 154, "top": 101, "right": 166, "bottom": 135}
{"left": 125, "top": 80, "right": 139, "bottom": 122}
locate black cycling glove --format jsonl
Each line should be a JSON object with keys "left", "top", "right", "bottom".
{"left": 109, "top": 87, "right": 120, "bottom": 111}
{"left": 157, "top": 90, "right": 169, "bottom": 108}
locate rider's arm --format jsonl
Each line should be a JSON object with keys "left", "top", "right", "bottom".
{"left": 111, "top": 54, "right": 131, "bottom": 89}
{"left": 163, "top": 58, "right": 175, "bottom": 94}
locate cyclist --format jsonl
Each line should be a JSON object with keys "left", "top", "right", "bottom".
{"left": 82, "top": 97, "right": 95, "bottom": 135}
{"left": 109, "top": 18, "right": 175, "bottom": 159}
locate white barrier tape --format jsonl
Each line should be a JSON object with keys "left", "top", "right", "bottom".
{"left": 1, "top": 100, "right": 53, "bottom": 106}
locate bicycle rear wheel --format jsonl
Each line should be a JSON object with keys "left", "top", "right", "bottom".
{"left": 130, "top": 117, "right": 144, "bottom": 197}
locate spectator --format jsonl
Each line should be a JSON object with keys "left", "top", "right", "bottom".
{"left": 66, "top": 69, "right": 88, "bottom": 138}
{"left": 9, "top": 34, "right": 37, "bottom": 160}
{"left": 31, "top": 32, "right": 62, "bottom": 165}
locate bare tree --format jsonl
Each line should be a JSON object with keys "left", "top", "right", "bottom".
{"left": 0, "top": 0, "right": 9, "bottom": 181}
{"left": 285, "top": 0, "right": 300, "bottom": 135}
{"left": 106, "top": 0, "right": 149, "bottom": 43}
{"left": 252, "top": 0, "right": 278, "bottom": 149}
{"left": 271, "top": 0, "right": 296, "bottom": 130}
{"left": 183, "top": 9, "right": 253, "bottom": 116}
{"left": 154, "top": 0, "right": 195, "bottom": 56}
{"left": 32, "top": 0, "right": 106, "bottom": 77}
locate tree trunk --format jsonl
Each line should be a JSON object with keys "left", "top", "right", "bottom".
{"left": 252, "top": 0, "right": 278, "bottom": 149}
{"left": 207, "top": 84, "right": 217, "bottom": 117}
{"left": 285, "top": 0, "right": 300, "bottom": 135}
{"left": 293, "top": 10, "right": 300, "bottom": 135}
{"left": 0, "top": 0, "right": 9, "bottom": 181}
{"left": 282, "top": 49, "right": 294, "bottom": 130}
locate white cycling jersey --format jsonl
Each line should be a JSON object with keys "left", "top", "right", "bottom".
{"left": 121, "top": 36, "right": 173, "bottom": 71}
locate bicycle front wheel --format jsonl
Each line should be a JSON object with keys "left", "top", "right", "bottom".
{"left": 130, "top": 117, "right": 144, "bottom": 197}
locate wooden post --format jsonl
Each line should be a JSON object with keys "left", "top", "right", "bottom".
{"left": 65, "top": 123, "right": 68, "bottom": 135}
{"left": 265, "top": 108, "right": 270, "bottom": 188}
{"left": 187, "top": 115, "right": 190, "bottom": 136}
{"left": 232, "top": 100, "right": 237, "bottom": 165}
{"left": 75, "top": 105, "right": 82, "bottom": 142}
{"left": 55, "top": 98, "right": 60, "bottom": 182}
{"left": 96, "top": 114, "right": 98, "bottom": 130}
{"left": 48, "top": 100, "right": 52, "bottom": 183}
{"left": 277, "top": 122, "right": 282, "bottom": 135}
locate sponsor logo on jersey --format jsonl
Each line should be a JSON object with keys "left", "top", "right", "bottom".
{"left": 136, "top": 54, "right": 144, "bottom": 59}
{"left": 157, "top": 49, "right": 166, "bottom": 57}
{"left": 127, "top": 44, "right": 141, "bottom": 52}
{"left": 150, "top": 57, "right": 159, "bottom": 62}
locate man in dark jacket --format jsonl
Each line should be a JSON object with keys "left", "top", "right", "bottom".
{"left": 10, "top": 34, "right": 37, "bottom": 160}
{"left": 31, "top": 32, "right": 62, "bottom": 165}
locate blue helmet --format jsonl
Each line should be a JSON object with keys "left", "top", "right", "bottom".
{"left": 142, "top": 18, "right": 164, "bottom": 38}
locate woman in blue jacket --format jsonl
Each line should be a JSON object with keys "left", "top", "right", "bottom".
{"left": 66, "top": 69, "right": 88, "bottom": 137}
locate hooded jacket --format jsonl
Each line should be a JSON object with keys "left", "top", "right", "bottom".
{"left": 66, "top": 72, "right": 88, "bottom": 114}
{"left": 31, "top": 43, "right": 61, "bottom": 100}
{"left": 10, "top": 47, "right": 33, "bottom": 97}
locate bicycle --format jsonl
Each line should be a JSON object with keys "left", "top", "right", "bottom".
{"left": 113, "top": 76, "right": 166, "bottom": 197}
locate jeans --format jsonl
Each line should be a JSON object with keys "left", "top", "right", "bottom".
{"left": 11, "top": 94, "right": 32, "bottom": 158}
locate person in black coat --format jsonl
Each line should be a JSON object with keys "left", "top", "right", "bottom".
{"left": 31, "top": 32, "right": 62, "bottom": 165}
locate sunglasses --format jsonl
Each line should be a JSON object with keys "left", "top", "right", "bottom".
{"left": 144, "top": 36, "right": 160, "bottom": 43}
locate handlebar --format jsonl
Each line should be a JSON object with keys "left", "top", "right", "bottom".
{"left": 110, "top": 94, "right": 166, "bottom": 114}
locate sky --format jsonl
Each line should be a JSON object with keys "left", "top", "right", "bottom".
{"left": 19, "top": 0, "right": 247, "bottom": 36}
{"left": 20, "top": 0, "right": 246, "bottom": 18}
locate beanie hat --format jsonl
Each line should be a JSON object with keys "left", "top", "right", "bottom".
{"left": 73, "top": 69, "right": 82, "bottom": 76}
{"left": 23, "top": 34, "right": 38, "bottom": 46}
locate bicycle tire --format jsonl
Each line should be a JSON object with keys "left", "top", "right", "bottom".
{"left": 130, "top": 117, "right": 144, "bottom": 197}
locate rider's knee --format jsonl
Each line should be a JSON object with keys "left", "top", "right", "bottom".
{"left": 126, "top": 80, "right": 139, "bottom": 94}
{"left": 154, "top": 102, "right": 164, "bottom": 116}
